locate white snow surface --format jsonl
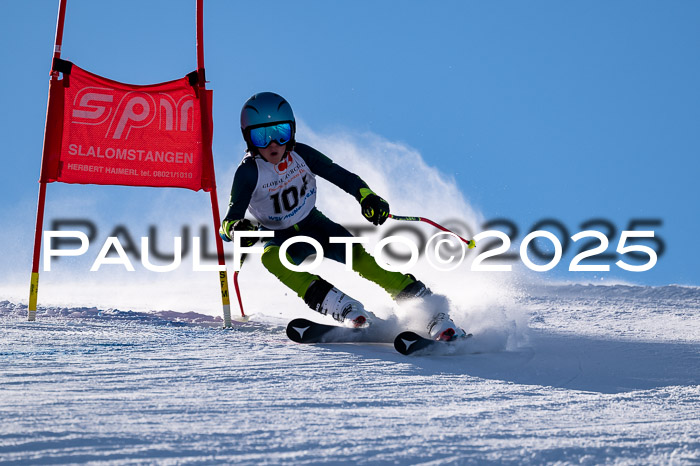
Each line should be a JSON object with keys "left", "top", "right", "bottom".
{"left": 1, "top": 284, "right": 699, "bottom": 465}
{"left": 2, "top": 130, "right": 698, "bottom": 463}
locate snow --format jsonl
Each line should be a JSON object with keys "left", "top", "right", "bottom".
{"left": 2, "top": 128, "right": 697, "bottom": 463}
{"left": 1, "top": 284, "right": 698, "bottom": 464}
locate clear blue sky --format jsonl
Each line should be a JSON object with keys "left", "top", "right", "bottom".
{"left": 2, "top": 0, "right": 699, "bottom": 286}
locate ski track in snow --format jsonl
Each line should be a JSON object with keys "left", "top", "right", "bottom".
{"left": 1, "top": 284, "right": 699, "bottom": 465}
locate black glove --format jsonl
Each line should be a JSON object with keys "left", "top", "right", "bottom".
{"left": 360, "top": 189, "right": 390, "bottom": 226}
{"left": 219, "top": 218, "right": 259, "bottom": 246}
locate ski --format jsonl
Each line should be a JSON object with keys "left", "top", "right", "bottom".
{"left": 393, "top": 331, "right": 473, "bottom": 356}
{"left": 286, "top": 318, "right": 382, "bottom": 344}
{"left": 287, "top": 318, "right": 474, "bottom": 354}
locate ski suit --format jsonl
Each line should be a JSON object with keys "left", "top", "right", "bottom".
{"left": 223, "top": 142, "right": 413, "bottom": 300}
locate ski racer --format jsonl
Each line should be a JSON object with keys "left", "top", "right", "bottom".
{"left": 220, "top": 92, "right": 464, "bottom": 340}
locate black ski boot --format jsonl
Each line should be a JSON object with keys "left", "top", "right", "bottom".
{"left": 395, "top": 275, "right": 432, "bottom": 303}
{"left": 304, "top": 279, "right": 371, "bottom": 328}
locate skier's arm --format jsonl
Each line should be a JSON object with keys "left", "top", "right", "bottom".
{"left": 295, "top": 142, "right": 389, "bottom": 225}
{"left": 220, "top": 158, "right": 258, "bottom": 242}
{"left": 294, "top": 143, "right": 368, "bottom": 200}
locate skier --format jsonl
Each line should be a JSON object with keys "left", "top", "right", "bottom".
{"left": 219, "top": 92, "right": 464, "bottom": 340}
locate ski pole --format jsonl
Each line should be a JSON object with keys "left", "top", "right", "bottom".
{"left": 388, "top": 214, "right": 476, "bottom": 249}
{"left": 232, "top": 253, "right": 250, "bottom": 322}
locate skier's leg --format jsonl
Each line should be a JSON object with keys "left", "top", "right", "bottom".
{"left": 260, "top": 244, "right": 317, "bottom": 299}
{"left": 297, "top": 210, "right": 417, "bottom": 298}
{"left": 291, "top": 209, "right": 428, "bottom": 302}
{"left": 349, "top": 243, "right": 416, "bottom": 297}
{"left": 260, "top": 244, "right": 370, "bottom": 327}
{"left": 350, "top": 244, "right": 465, "bottom": 340}
{"left": 303, "top": 278, "right": 370, "bottom": 328}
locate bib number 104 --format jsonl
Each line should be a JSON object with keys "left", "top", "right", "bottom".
{"left": 270, "top": 175, "right": 310, "bottom": 214}
{"left": 471, "top": 230, "right": 658, "bottom": 272}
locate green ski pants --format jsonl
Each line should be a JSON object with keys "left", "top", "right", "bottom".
{"left": 259, "top": 208, "right": 413, "bottom": 300}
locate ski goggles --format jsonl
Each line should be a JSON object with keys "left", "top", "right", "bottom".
{"left": 248, "top": 123, "right": 293, "bottom": 148}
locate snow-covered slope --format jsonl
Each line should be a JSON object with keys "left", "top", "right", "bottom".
{"left": 1, "top": 284, "right": 698, "bottom": 464}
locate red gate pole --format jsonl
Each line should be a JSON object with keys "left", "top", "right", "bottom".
{"left": 28, "top": 0, "right": 68, "bottom": 321}
{"left": 196, "top": 0, "right": 240, "bottom": 327}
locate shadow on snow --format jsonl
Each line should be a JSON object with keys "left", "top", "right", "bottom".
{"left": 318, "top": 329, "right": 700, "bottom": 394}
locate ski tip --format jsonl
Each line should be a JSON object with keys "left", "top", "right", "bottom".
{"left": 288, "top": 318, "right": 314, "bottom": 327}
{"left": 393, "top": 330, "right": 474, "bottom": 355}
{"left": 393, "top": 331, "right": 428, "bottom": 355}
{"left": 286, "top": 318, "right": 315, "bottom": 343}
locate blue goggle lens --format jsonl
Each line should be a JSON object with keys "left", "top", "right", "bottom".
{"left": 249, "top": 123, "right": 293, "bottom": 148}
